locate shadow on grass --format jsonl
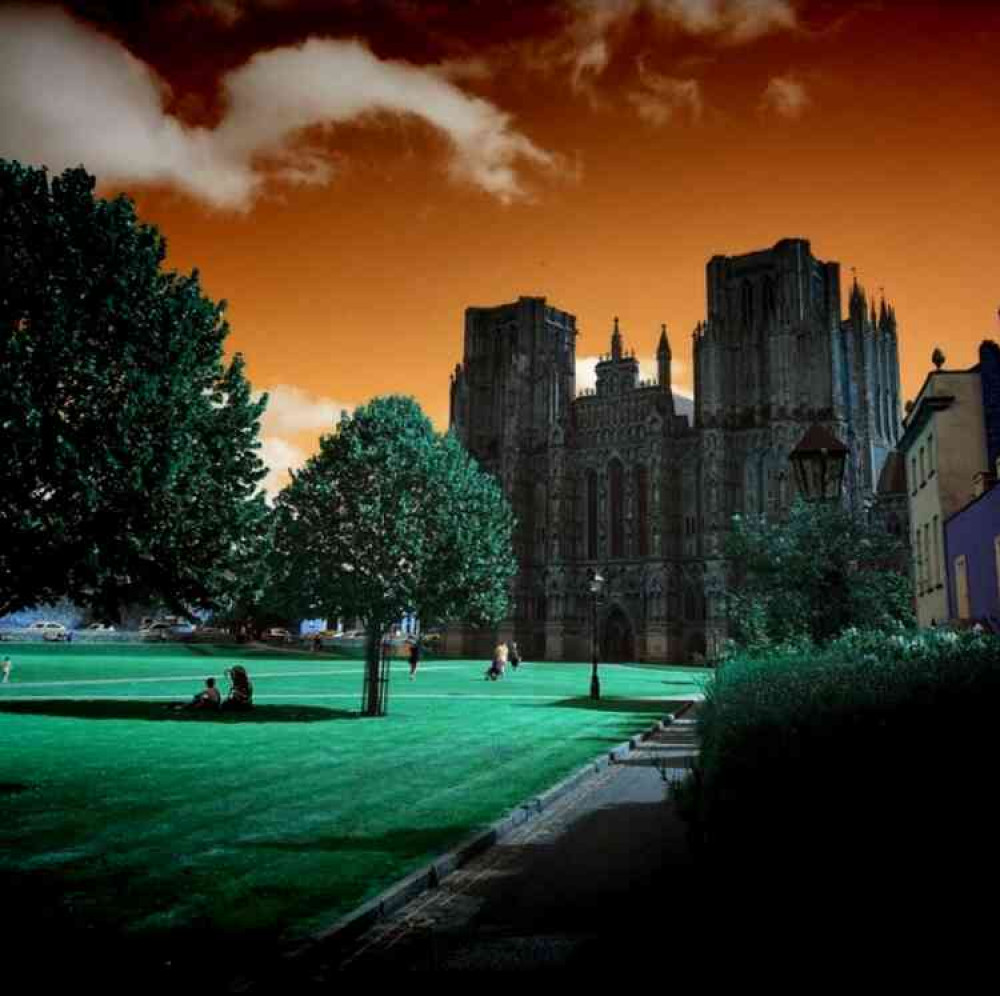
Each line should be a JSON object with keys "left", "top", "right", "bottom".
{"left": 542, "top": 696, "right": 681, "bottom": 714}
{"left": 0, "top": 700, "right": 356, "bottom": 723}
{"left": 235, "top": 825, "right": 468, "bottom": 856}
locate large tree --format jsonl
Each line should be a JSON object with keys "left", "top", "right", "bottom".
{"left": 0, "top": 160, "right": 268, "bottom": 619}
{"left": 272, "top": 395, "right": 516, "bottom": 716}
{"left": 724, "top": 499, "right": 913, "bottom": 648}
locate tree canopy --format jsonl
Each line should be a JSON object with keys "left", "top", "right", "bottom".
{"left": 0, "top": 160, "right": 268, "bottom": 619}
{"left": 272, "top": 395, "right": 516, "bottom": 714}
{"left": 724, "top": 499, "right": 913, "bottom": 648}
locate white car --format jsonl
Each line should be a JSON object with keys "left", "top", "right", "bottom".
{"left": 264, "top": 627, "right": 294, "bottom": 643}
{"left": 86, "top": 623, "right": 116, "bottom": 632}
{"left": 29, "top": 621, "right": 68, "bottom": 641}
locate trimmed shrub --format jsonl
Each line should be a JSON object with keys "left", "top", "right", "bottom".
{"left": 676, "top": 627, "right": 1000, "bottom": 899}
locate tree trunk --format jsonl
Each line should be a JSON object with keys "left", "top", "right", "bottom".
{"left": 361, "top": 621, "right": 390, "bottom": 717}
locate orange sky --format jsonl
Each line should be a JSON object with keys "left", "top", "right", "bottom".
{"left": 5, "top": 1, "right": 999, "bottom": 492}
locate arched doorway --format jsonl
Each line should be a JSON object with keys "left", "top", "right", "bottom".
{"left": 601, "top": 605, "right": 634, "bottom": 663}
{"left": 686, "top": 631, "right": 707, "bottom": 662}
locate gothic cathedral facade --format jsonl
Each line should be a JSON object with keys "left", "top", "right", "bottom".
{"left": 447, "top": 238, "right": 903, "bottom": 663}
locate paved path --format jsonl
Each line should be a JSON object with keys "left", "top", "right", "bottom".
{"left": 279, "top": 718, "right": 702, "bottom": 977}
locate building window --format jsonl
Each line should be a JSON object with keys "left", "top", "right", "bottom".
{"left": 914, "top": 529, "right": 923, "bottom": 595}
{"left": 954, "top": 555, "right": 970, "bottom": 619}
{"left": 609, "top": 459, "right": 624, "bottom": 559}
{"left": 922, "top": 528, "right": 930, "bottom": 594}
{"left": 926, "top": 523, "right": 934, "bottom": 591}
{"left": 928, "top": 433, "right": 935, "bottom": 475}
{"left": 910, "top": 458, "right": 917, "bottom": 495}
{"left": 635, "top": 464, "right": 649, "bottom": 557}
{"left": 933, "top": 515, "right": 942, "bottom": 586}
{"left": 919, "top": 446, "right": 926, "bottom": 485}
{"left": 586, "top": 470, "right": 598, "bottom": 560}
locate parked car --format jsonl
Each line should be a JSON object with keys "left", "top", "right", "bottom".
{"left": 141, "top": 620, "right": 193, "bottom": 639}
{"left": 140, "top": 616, "right": 183, "bottom": 629}
{"left": 263, "top": 627, "right": 294, "bottom": 644}
{"left": 141, "top": 621, "right": 173, "bottom": 639}
{"left": 86, "top": 623, "right": 116, "bottom": 632}
{"left": 29, "top": 621, "right": 68, "bottom": 641}
{"left": 194, "top": 625, "right": 226, "bottom": 638}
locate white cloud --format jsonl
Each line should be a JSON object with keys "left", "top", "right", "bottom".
{"left": 576, "top": 355, "right": 601, "bottom": 392}
{"left": 0, "top": 6, "right": 556, "bottom": 209}
{"left": 253, "top": 386, "right": 355, "bottom": 499}
{"left": 571, "top": 37, "right": 611, "bottom": 90}
{"left": 567, "top": 0, "right": 798, "bottom": 82}
{"left": 759, "top": 75, "right": 811, "bottom": 118}
{"left": 257, "top": 384, "right": 351, "bottom": 435}
{"left": 258, "top": 436, "right": 307, "bottom": 499}
{"left": 649, "top": 0, "right": 798, "bottom": 44}
{"left": 628, "top": 61, "right": 703, "bottom": 125}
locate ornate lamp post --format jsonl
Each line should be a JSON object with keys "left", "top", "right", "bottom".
{"left": 789, "top": 423, "right": 849, "bottom": 503}
{"left": 789, "top": 423, "right": 850, "bottom": 640}
{"left": 588, "top": 569, "right": 605, "bottom": 700}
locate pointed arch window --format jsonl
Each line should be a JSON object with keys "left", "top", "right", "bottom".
{"left": 609, "top": 458, "right": 624, "bottom": 559}
{"left": 742, "top": 280, "right": 754, "bottom": 329}
{"left": 684, "top": 586, "right": 705, "bottom": 620}
{"left": 635, "top": 464, "right": 649, "bottom": 556}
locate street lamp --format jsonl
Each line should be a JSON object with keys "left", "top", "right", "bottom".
{"left": 789, "top": 423, "right": 850, "bottom": 642}
{"left": 588, "top": 569, "right": 605, "bottom": 700}
{"left": 789, "top": 423, "right": 849, "bottom": 502}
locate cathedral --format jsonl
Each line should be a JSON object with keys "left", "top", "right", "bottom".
{"left": 446, "top": 238, "right": 904, "bottom": 663}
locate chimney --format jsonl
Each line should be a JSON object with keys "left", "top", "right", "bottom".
{"left": 971, "top": 469, "right": 997, "bottom": 499}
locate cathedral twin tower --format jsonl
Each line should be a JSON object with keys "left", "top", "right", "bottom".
{"left": 447, "top": 238, "right": 904, "bottom": 663}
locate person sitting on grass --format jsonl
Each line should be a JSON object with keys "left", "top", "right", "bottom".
{"left": 170, "top": 677, "right": 221, "bottom": 712}
{"left": 223, "top": 665, "right": 253, "bottom": 711}
{"left": 1, "top": 655, "right": 12, "bottom": 683}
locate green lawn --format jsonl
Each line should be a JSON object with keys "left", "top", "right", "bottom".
{"left": 0, "top": 643, "right": 708, "bottom": 977}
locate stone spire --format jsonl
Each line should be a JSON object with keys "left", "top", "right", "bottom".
{"left": 657, "top": 323, "right": 671, "bottom": 388}
{"left": 611, "top": 315, "right": 623, "bottom": 361}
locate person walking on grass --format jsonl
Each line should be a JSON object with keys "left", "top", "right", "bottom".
{"left": 485, "top": 641, "right": 508, "bottom": 681}
{"left": 1, "top": 655, "right": 11, "bottom": 683}
{"left": 509, "top": 641, "right": 522, "bottom": 671}
{"left": 408, "top": 639, "right": 421, "bottom": 680}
